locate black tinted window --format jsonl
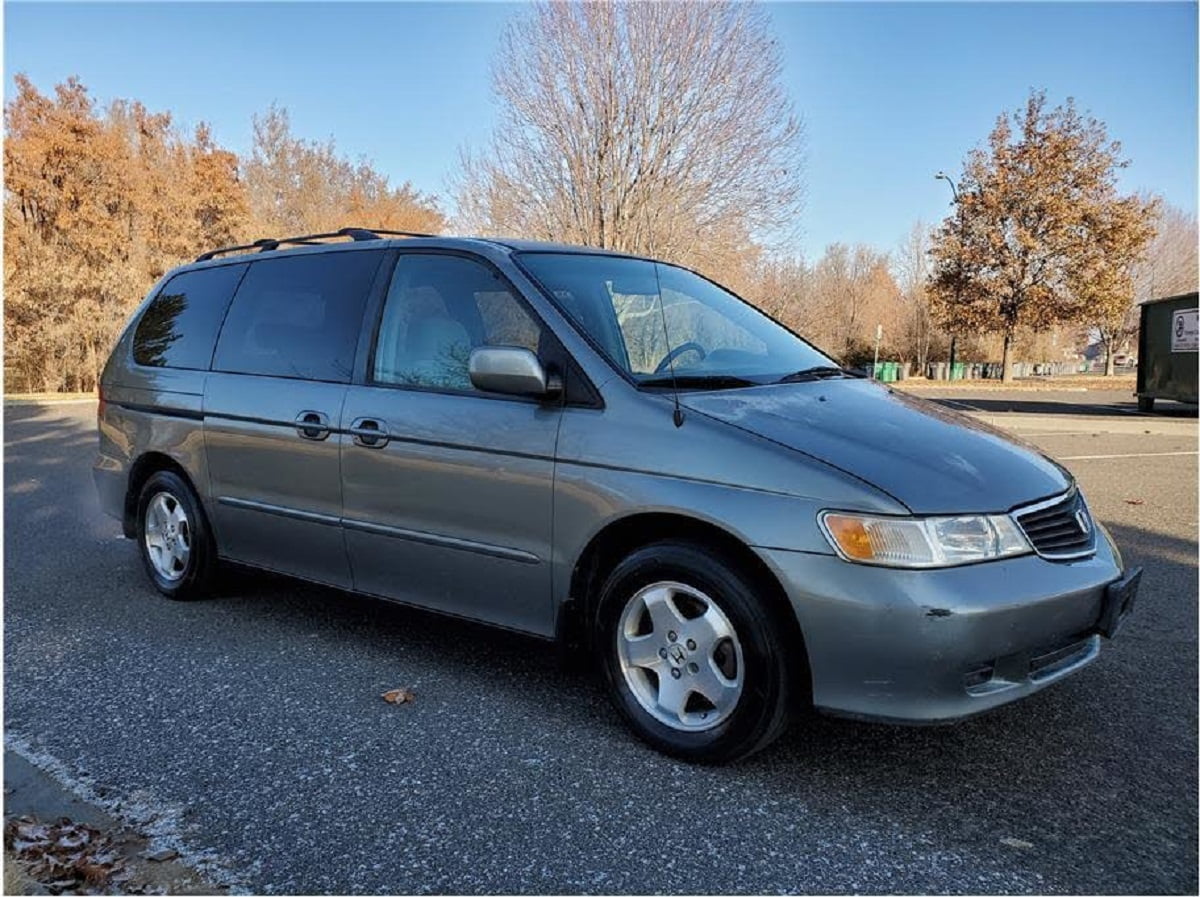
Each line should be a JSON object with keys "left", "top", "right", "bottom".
{"left": 133, "top": 264, "right": 246, "bottom": 369}
{"left": 213, "top": 251, "right": 382, "bottom": 382}
{"left": 372, "top": 254, "right": 543, "bottom": 391}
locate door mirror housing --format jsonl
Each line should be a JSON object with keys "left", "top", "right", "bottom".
{"left": 469, "top": 347, "right": 561, "bottom": 400}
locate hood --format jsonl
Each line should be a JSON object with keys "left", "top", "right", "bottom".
{"left": 680, "top": 379, "right": 1070, "bottom": 514}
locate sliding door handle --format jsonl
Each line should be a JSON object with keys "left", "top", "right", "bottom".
{"left": 295, "top": 411, "right": 331, "bottom": 441}
{"left": 349, "top": 417, "right": 390, "bottom": 448}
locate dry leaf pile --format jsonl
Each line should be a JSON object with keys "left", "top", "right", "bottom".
{"left": 4, "top": 816, "right": 129, "bottom": 895}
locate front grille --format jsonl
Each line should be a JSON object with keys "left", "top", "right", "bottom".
{"left": 1013, "top": 490, "right": 1096, "bottom": 560}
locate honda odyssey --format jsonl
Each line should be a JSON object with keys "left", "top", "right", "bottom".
{"left": 94, "top": 227, "right": 1140, "bottom": 761}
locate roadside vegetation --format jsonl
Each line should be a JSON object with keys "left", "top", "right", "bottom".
{"left": 4, "top": 0, "right": 1196, "bottom": 394}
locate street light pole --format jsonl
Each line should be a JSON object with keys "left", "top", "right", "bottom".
{"left": 935, "top": 171, "right": 962, "bottom": 378}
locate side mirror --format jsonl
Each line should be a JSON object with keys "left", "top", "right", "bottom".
{"left": 469, "top": 347, "right": 561, "bottom": 399}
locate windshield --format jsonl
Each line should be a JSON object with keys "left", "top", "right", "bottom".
{"left": 517, "top": 253, "right": 836, "bottom": 387}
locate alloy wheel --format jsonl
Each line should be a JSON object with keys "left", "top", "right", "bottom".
{"left": 615, "top": 580, "right": 744, "bottom": 731}
{"left": 144, "top": 491, "right": 191, "bottom": 581}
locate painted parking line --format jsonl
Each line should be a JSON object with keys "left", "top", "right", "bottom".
{"left": 1056, "top": 450, "right": 1199, "bottom": 461}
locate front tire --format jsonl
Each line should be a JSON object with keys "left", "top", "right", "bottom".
{"left": 136, "top": 470, "right": 217, "bottom": 600}
{"left": 595, "top": 541, "right": 795, "bottom": 763}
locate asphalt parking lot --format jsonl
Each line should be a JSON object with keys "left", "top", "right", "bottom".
{"left": 4, "top": 397, "right": 1197, "bottom": 894}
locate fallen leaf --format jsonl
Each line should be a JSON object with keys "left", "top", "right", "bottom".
{"left": 77, "top": 860, "right": 114, "bottom": 884}
{"left": 5, "top": 815, "right": 126, "bottom": 892}
{"left": 143, "top": 847, "right": 179, "bottom": 862}
{"left": 381, "top": 687, "right": 416, "bottom": 704}
{"left": 1124, "top": 498, "right": 1145, "bottom": 505}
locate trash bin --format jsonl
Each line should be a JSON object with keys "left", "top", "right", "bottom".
{"left": 951, "top": 362, "right": 964, "bottom": 380}
{"left": 1136, "top": 291, "right": 1198, "bottom": 412}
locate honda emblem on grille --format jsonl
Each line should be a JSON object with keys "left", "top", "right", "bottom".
{"left": 1075, "top": 508, "right": 1091, "bottom": 534}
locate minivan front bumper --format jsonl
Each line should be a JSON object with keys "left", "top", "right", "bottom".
{"left": 756, "top": 534, "right": 1131, "bottom": 723}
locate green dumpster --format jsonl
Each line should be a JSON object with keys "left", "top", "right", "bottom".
{"left": 1136, "top": 292, "right": 1198, "bottom": 412}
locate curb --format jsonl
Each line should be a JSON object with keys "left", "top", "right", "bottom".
{"left": 5, "top": 397, "right": 98, "bottom": 406}
{"left": 967, "top": 411, "right": 1198, "bottom": 436}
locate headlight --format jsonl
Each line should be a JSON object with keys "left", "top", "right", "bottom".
{"left": 820, "top": 511, "right": 1031, "bottom": 568}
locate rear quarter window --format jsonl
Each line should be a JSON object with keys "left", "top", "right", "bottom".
{"left": 132, "top": 263, "right": 247, "bottom": 369}
{"left": 212, "top": 250, "right": 383, "bottom": 383}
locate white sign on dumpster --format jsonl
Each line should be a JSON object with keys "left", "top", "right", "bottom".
{"left": 1171, "top": 308, "right": 1198, "bottom": 352}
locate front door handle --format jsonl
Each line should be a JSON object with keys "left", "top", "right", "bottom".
{"left": 349, "top": 417, "right": 390, "bottom": 449}
{"left": 295, "top": 410, "right": 331, "bottom": 441}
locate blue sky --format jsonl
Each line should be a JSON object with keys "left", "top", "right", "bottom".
{"left": 5, "top": 2, "right": 1196, "bottom": 259}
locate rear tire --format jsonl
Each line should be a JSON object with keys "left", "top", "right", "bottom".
{"left": 595, "top": 541, "right": 794, "bottom": 763}
{"left": 136, "top": 470, "right": 217, "bottom": 600}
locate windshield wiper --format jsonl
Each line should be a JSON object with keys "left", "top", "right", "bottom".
{"left": 638, "top": 373, "right": 758, "bottom": 390}
{"left": 776, "top": 366, "right": 862, "bottom": 383}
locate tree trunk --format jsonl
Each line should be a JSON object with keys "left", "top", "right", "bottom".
{"left": 1104, "top": 342, "right": 1115, "bottom": 376}
{"left": 1001, "top": 332, "right": 1014, "bottom": 383}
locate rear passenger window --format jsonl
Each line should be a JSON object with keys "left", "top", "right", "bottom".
{"left": 372, "top": 254, "right": 543, "bottom": 392}
{"left": 133, "top": 264, "right": 247, "bottom": 369}
{"left": 212, "top": 251, "right": 382, "bottom": 383}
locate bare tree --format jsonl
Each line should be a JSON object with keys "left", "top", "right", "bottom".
{"left": 893, "top": 221, "right": 936, "bottom": 371}
{"left": 745, "top": 255, "right": 818, "bottom": 336}
{"left": 806, "top": 243, "right": 896, "bottom": 362}
{"left": 454, "top": 1, "right": 803, "bottom": 279}
{"left": 1134, "top": 201, "right": 1199, "bottom": 302}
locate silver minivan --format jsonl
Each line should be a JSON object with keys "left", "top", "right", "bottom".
{"left": 95, "top": 228, "right": 1140, "bottom": 761}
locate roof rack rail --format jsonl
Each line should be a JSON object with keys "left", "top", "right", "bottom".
{"left": 194, "top": 227, "right": 439, "bottom": 262}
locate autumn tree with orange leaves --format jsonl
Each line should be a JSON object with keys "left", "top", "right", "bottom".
{"left": 929, "top": 90, "right": 1158, "bottom": 381}
{"left": 4, "top": 75, "right": 250, "bottom": 391}
{"left": 4, "top": 76, "right": 444, "bottom": 392}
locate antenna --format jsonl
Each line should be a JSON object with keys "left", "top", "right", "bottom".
{"left": 651, "top": 262, "right": 685, "bottom": 428}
